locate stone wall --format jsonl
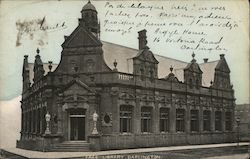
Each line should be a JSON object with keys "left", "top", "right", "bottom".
{"left": 99, "top": 132, "right": 236, "bottom": 150}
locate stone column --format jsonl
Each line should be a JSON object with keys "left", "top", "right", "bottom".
{"left": 222, "top": 109, "right": 225, "bottom": 132}
{"left": 186, "top": 106, "right": 190, "bottom": 133}
{"left": 211, "top": 108, "right": 215, "bottom": 132}
{"left": 57, "top": 103, "right": 63, "bottom": 134}
{"left": 134, "top": 97, "right": 141, "bottom": 133}
{"left": 153, "top": 101, "right": 160, "bottom": 133}
{"left": 199, "top": 107, "right": 203, "bottom": 132}
{"left": 170, "top": 105, "right": 176, "bottom": 133}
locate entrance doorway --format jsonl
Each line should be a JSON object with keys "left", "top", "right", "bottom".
{"left": 69, "top": 109, "right": 86, "bottom": 141}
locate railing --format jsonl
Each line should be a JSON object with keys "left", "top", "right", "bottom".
{"left": 118, "top": 73, "right": 134, "bottom": 81}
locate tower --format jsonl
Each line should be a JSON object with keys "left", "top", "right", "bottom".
{"left": 184, "top": 53, "right": 203, "bottom": 88}
{"left": 33, "top": 48, "right": 45, "bottom": 82}
{"left": 213, "top": 54, "right": 231, "bottom": 89}
{"left": 80, "top": 1, "right": 100, "bottom": 36}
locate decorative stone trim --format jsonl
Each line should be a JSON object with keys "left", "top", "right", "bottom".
{"left": 101, "top": 112, "right": 112, "bottom": 126}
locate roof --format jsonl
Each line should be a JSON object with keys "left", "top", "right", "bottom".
{"left": 82, "top": 1, "right": 96, "bottom": 12}
{"left": 27, "top": 41, "right": 217, "bottom": 87}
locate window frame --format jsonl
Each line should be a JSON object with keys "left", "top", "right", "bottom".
{"left": 159, "top": 107, "right": 170, "bottom": 132}
{"left": 190, "top": 109, "right": 199, "bottom": 132}
{"left": 141, "top": 107, "right": 152, "bottom": 133}
{"left": 176, "top": 109, "right": 185, "bottom": 132}
{"left": 120, "top": 105, "right": 133, "bottom": 133}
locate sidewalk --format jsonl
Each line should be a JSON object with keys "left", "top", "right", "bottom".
{"left": 1, "top": 142, "right": 249, "bottom": 159}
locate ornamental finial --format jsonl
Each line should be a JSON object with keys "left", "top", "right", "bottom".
{"left": 192, "top": 52, "right": 195, "bottom": 59}
{"left": 170, "top": 65, "right": 173, "bottom": 73}
{"left": 36, "top": 48, "right": 40, "bottom": 54}
{"left": 113, "top": 59, "right": 117, "bottom": 68}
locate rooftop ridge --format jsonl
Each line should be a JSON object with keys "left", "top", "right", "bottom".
{"left": 102, "top": 41, "right": 188, "bottom": 64}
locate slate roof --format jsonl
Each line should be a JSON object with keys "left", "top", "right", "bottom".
{"left": 27, "top": 41, "right": 218, "bottom": 87}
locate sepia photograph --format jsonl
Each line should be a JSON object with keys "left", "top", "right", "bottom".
{"left": 0, "top": 0, "right": 249, "bottom": 158}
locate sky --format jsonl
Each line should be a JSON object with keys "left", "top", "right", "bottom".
{"left": 0, "top": 0, "right": 249, "bottom": 105}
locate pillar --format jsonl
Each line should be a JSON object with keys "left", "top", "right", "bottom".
{"left": 57, "top": 103, "right": 63, "bottom": 134}
{"left": 134, "top": 97, "right": 141, "bottom": 133}
{"left": 222, "top": 109, "right": 225, "bottom": 132}
{"left": 170, "top": 105, "right": 176, "bottom": 133}
{"left": 211, "top": 108, "right": 215, "bottom": 132}
{"left": 199, "top": 107, "right": 203, "bottom": 132}
{"left": 186, "top": 106, "right": 190, "bottom": 133}
{"left": 153, "top": 101, "right": 160, "bottom": 133}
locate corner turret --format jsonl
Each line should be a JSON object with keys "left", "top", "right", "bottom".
{"left": 33, "top": 48, "right": 45, "bottom": 82}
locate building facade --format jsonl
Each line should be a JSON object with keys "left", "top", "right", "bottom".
{"left": 17, "top": 1, "right": 236, "bottom": 151}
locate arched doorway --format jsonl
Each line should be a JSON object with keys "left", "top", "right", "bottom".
{"left": 68, "top": 108, "right": 86, "bottom": 141}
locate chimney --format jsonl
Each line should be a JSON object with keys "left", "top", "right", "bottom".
{"left": 138, "top": 29, "right": 147, "bottom": 50}
{"left": 220, "top": 54, "right": 225, "bottom": 59}
{"left": 203, "top": 58, "right": 208, "bottom": 63}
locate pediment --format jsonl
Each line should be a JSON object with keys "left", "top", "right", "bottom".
{"left": 60, "top": 79, "right": 95, "bottom": 95}
{"left": 62, "top": 25, "right": 102, "bottom": 48}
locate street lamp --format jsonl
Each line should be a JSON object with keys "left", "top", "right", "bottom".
{"left": 235, "top": 117, "right": 240, "bottom": 146}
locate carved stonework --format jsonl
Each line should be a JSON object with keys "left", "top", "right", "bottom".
{"left": 101, "top": 112, "right": 112, "bottom": 126}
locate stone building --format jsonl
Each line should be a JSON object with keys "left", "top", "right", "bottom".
{"left": 17, "top": 1, "right": 236, "bottom": 151}
{"left": 235, "top": 104, "right": 250, "bottom": 141}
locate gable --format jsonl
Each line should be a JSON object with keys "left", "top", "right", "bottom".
{"left": 62, "top": 25, "right": 102, "bottom": 48}
{"left": 184, "top": 62, "right": 203, "bottom": 74}
{"left": 133, "top": 48, "right": 159, "bottom": 64}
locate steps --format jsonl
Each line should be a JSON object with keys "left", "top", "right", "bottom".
{"left": 51, "top": 141, "right": 90, "bottom": 152}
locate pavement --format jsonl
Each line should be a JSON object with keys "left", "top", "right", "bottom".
{"left": 0, "top": 142, "right": 249, "bottom": 159}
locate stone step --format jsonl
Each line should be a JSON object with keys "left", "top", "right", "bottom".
{"left": 51, "top": 141, "right": 90, "bottom": 152}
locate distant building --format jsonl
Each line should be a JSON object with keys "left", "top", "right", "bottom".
{"left": 17, "top": 1, "right": 236, "bottom": 151}
{"left": 235, "top": 104, "right": 250, "bottom": 141}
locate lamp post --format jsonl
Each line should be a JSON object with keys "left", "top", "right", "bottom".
{"left": 235, "top": 117, "right": 240, "bottom": 146}
{"left": 92, "top": 111, "right": 99, "bottom": 135}
{"left": 45, "top": 111, "right": 51, "bottom": 135}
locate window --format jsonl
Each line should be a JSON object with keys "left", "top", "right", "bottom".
{"left": 160, "top": 108, "right": 170, "bottom": 132}
{"left": 29, "top": 111, "right": 32, "bottom": 132}
{"left": 120, "top": 106, "right": 132, "bottom": 133}
{"left": 140, "top": 68, "right": 144, "bottom": 81}
{"left": 33, "top": 110, "right": 36, "bottom": 132}
{"left": 203, "top": 110, "right": 211, "bottom": 131}
{"left": 225, "top": 112, "right": 232, "bottom": 131}
{"left": 86, "top": 59, "right": 95, "bottom": 72}
{"left": 190, "top": 110, "right": 199, "bottom": 132}
{"left": 215, "top": 111, "right": 222, "bottom": 131}
{"left": 195, "top": 79, "right": 199, "bottom": 88}
{"left": 176, "top": 109, "right": 185, "bottom": 132}
{"left": 141, "top": 107, "right": 152, "bottom": 133}
{"left": 189, "top": 79, "right": 193, "bottom": 88}
{"left": 37, "top": 109, "right": 41, "bottom": 133}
